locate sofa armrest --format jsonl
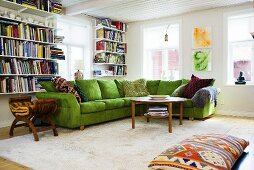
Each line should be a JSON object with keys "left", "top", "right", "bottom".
{"left": 36, "top": 92, "right": 81, "bottom": 128}
{"left": 191, "top": 86, "right": 218, "bottom": 108}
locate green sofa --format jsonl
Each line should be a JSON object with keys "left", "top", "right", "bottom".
{"left": 35, "top": 79, "right": 216, "bottom": 129}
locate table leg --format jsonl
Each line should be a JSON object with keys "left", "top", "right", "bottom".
{"left": 168, "top": 102, "right": 172, "bottom": 133}
{"left": 180, "top": 102, "right": 183, "bottom": 125}
{"left": 131, "top": 101, "right": 135, "bottom": 129}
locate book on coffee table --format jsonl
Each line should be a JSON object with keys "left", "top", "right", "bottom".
{"left": 145, "top": 106, "right": 168, "bottom": 117}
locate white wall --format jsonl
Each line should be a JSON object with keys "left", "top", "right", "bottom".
{"left": 126, "top": 3, "right": 254, "bottom": 117}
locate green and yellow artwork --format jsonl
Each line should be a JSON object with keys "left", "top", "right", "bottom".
{"left": 192, "top": 50, "right": 211, "bottom": 71}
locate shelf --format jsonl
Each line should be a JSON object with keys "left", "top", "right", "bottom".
{"left": 93, "top": 75, "right": 126, "bottom": 77}
{"left": 94, "top": 63, "right": 126, "bottom": 66}
{"left": 0, "top": 16, "right": 54, "bottom": 29}
{"left": 95, "top": 25, "right": 126, "bottom": 33}
{"left": 95, "top": 38, "right": 126, "bottom": 44}
{"left": 0, "top": 55, "right": 59, "bottom": 61}
{"left": 0, "top": 35, "right": 54, "bottom": 45}
{"left": 0, "top": 74, "right": 58, "bottom": 77}
{"left": 0, "top": 0, "right": 55, "bottom": 17}
{"left": 95, "top": 50, "right": 126, "bottom": 55}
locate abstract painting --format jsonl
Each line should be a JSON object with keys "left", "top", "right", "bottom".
{"left": 192, "top": 49, "right": 211, "bottom": 71}
{"left": 193, "top": 27, "right": 211, "bottom": 48}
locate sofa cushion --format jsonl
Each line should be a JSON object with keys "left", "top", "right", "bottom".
{"left": 122, "top": 79, "right": 149, "bottom": 97}
{"left": 181, "top": 79, "right": 190, "bottom": 85}
{"left": 149, "top": 134, "right": 249, "bottom": 170}
{"left": 97, "top": 99, "right": 125, "bottom": 110}
{"left": 146, "top": 80, "right": 160, "bottom": 95}
{"left": 80, "top": 101, "right": 106, "bottom": 114}
{"left": 74, "top": 84, "right": 88, "bottom": 102}
{"left": 171, "top": 84, "right": 187, "bottom": 97}
{"left": 76, "top": 79, "right": 102, "bottom": 101}
{"left": 114, "top": 79, "right": 125, "bottom": 97}
{"left": 120, "top": 97, "right": 132, "bottom": 107}
{"left": 182, "top": 74, "right": 213, "bottom": 99}
{"left": 39, "top": 81, "right": 57, "bottom": 92}
{"left": 98, "top": 80, "right": 120, "bottom": 99}
{"left": 156, "top": 80, "right": 182, "bottom": 95}
{"left": 184, "top": 99, "right": 193, "bottom": 108}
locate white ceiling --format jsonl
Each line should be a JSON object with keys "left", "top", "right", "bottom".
{"left": 63, "top": 0, "right": 253, "bottom": 22}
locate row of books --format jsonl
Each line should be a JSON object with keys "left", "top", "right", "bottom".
{"left": 144, "top": 106, "right": 168, "bottom": 117}
{"left": 99, "top": 18, "right": 127, "bottom": 31}
{"left": 97, "top": 29, "right": 126, "bottom": 42}
{"left": 0, "top": 38, "right": 50, "bottom": 58}
{"left": 0, "top": 21, "right": 54, "bottom": 43}
{"left": 0, "top": 76, "right": 36, "bottom": 93}
{"left": 94, "top": 53, "right": 125, "bottom": 64}
{"left": 50, "top": 47, "right": 65, "bottom": 60}
{"left": 7, "top": 0, "right": 62, "bottom": 13}
{"left": 0, "top": 59, "right": 58, "bottom": 75}
{"left": 96, "top": 41, "right": 126, "bottom": 53}
{"left": 93, "top": 65, "right": 127, "bottom": 76}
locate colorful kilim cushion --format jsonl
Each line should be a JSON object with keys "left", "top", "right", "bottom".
{"left": 10, "top": 101, "right": 34, "bottom": 116}
{"left": 182, "top": 74, "right": 213, "bottom": 99}
{"left": 149, "top": 134, "right": 249, "bottom": 170}
{"left": 52, "top": 77, "right": 81, "bottom": 103}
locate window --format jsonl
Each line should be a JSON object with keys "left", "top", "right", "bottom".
{"left": 143, "top": 23, "right": 180, "bottom": 80}
{"left": 56, "top": 17, "right": 90, "bottom": 80}
{"left": 227, "top": 13, "right": 254, "bottom": 84}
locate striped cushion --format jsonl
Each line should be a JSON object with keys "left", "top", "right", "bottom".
{"left": 149, "top": 134, "right": 249, "bottom": 170}
{"left": 10, "top": 101, "right": 34, "bottom": 116}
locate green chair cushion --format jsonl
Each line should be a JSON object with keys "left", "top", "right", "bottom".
{"left": 122, "top": 79, "right": 149, "bottom": 97}
{"left": 171, "top": 84, "right": 187, "bottom": 97}
{"left": 157, "top": 80, "right": 182, "bottom": 95}
{"left": 146, "top": 80, "right": 160, "bottom": 95}
{"left": 80, "top": 101, "right": 106, "bottom": 114}
{"left": 98, "top": 80, "right": 120, "bottom": 99}
{"left": 97, "top": 99, "right": 125, "bottom": 110}
{"left": 39, "top": 81, "right": 57, "bottom": 92}
{"left": 76, "top": 79, "right": 102, "bottom": 101}
{"left": 114, "top": 79, "right": 125, "bottom": 97}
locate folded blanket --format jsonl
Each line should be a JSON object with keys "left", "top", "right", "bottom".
{"left": 191, "top": 86, "right": 218, "bottom": 108}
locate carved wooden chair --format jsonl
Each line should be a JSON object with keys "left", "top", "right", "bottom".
{"left": 9, "top": 96, "right": 58, "bottom": 141}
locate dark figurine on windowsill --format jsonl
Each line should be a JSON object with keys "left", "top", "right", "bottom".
{"left": 235, "top": 71, "right": 246, "bottom": 85}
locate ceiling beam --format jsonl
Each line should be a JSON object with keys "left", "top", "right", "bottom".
{"left": 65, "top": 0, "right": 125, "bottom": 16}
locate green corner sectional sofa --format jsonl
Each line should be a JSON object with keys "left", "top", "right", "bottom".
{"left": 35, "top": 79, "right": 216, "bottom": 129}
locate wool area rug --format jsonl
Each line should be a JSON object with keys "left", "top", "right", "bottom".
{"left": 0, "top": 115, "right": 253, "bottom": 170}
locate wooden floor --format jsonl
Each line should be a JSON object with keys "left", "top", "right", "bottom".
{"left": 0, "top": 118, "right": 253, "bottom": 170}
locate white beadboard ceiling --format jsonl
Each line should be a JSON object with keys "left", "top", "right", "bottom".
{"left": 64, "top": 0, "right": 253, "bottom": 22}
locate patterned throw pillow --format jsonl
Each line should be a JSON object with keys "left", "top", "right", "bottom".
{"left": 149, "top": 134, "right": 249, "bottom": 170}
{"left": 171, "top": 84, "right": 187, "bottom": 97}
{"left": 52, "top": 77, "right": 81, "bottom": 103}
{"left": 122, "top": 79, "right": 149, "bottom": 97}
{"left": 74, "top": 84, "right": 88, "bottom": 102}
{"left": 182, "top": 74, "right": 213, "bottom": 99}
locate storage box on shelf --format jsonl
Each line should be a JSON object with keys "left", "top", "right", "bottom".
{"left": 93, "top": 18, "right": 127, "bottom": 77}
{"left": 0, "top": 1, "right": 64, "bottom": 94}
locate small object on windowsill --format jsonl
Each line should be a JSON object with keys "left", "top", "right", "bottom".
{"left": 235, "top": 71, "right": 246, "bottom": 85}
{"left": 74, "top": 70, "right": 84, "bottom": 80}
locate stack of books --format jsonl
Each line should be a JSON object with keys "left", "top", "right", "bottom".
{"left": 50, "top": 2, "right": 63, "bottom": 14}
{"left": 21, "top": 0, "right": 38, "bottom": 9}
{"left": 144, "top": 106, "right": 168, "bottom": 117}
{"left": 50, "top": 47, "right": 65, "bottom": 60}
{"left": 54, "top": 35, "right": 64, "bottom": 43}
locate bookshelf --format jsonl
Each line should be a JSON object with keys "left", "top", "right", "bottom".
{"left": 0, "top": 0, "right": 64, "bottom": 94}
{"left": 93, "top": 18, "right": 127, "bottom": 77}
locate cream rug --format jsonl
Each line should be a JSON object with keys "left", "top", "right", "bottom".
{"left": 0, "top": 115, "right": 253, "bottom": 170}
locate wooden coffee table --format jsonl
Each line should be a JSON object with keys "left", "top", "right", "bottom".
{"left": 131, "top": 97, "right": 187, "bottom": 133}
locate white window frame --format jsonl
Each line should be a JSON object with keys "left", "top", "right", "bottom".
{"left": 224, "top": 9, "right": 254, "bottom": 85}
{"left": 141, "top": 20, "right": 182, "bottom": 80}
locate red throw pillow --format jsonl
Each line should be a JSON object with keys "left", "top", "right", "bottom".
{"left": 182, "top": 74, "right": 213, "bottom": 99}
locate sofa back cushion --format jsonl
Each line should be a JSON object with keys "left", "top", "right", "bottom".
{"left": 98, "top": 80, "right": 120, "bottom": 99}
{"left": 146, "top": 80, "right": 160, "bottom": 95}
{"left": 114, "top": 79, "right": 125, "bottom": 97}
{"left": 39, "top": 81, "right": 57, "bottom": 92}
{"left": 156, "top": 80, "right": 182, "bottom": 95}
{"left": 76, "top": 79, "right": 102, "bottom": 101}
